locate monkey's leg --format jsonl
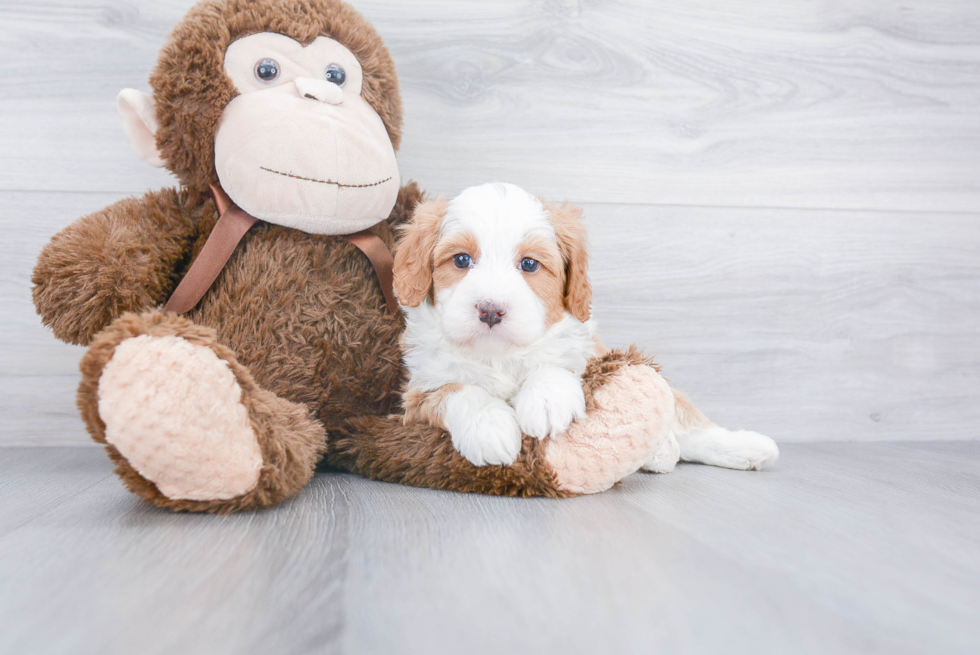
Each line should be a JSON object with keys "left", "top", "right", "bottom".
{"left": 328, "top": 348, "right": 674, "bottom": 497}
{"left": 78, "top": 311, "right": 326, "bottom": 513}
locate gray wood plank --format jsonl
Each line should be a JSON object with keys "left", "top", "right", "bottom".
{"left": 0, "top": 375, "right": 89, "bottom": 446}
{"left": 0, "top": 450, "right": 349, "bottom": 655}
{"left": 581, "top": 202, "right": 980, "bottom": 442}
{"left": 0, "top": 447, "right": 112, "bottom": 538}
{"left": 0, "top": 443, "right": 977, "bottom": 655}
{"left": 0, "top": 191, "right": 111, "bottom": 445}
{"left": 1, "top": 0, "right": 979, "bottom": 211}
{"left": 1, "top": 191, "right": 113, "bottom": 378}
{"left": 0, "top": 0, "right": 185, "bottom": 193}
{"left": 617, "top": 441, "right": 980, "bottom": 654}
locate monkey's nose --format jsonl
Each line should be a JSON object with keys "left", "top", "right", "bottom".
{"left": 295, "top": 77, "right": 344, "bottom": 105}
{"left": 477, "top": 302, "right": 506, "bottom": 328}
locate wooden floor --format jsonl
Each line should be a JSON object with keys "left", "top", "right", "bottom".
{"left": 1, "top": 442, "right": 977, "bottom": 655}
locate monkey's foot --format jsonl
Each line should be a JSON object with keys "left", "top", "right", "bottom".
{"left": 98, "top": 333, "right": 263, "bottom": 501}
{"left": 545, "top": 349, "right": 674, "bottom": 494}
{"left": 79, "top": 311, "right": 326, "bottom": 512}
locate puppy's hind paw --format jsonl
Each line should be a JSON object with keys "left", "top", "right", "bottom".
{"left": 641, "top": 431, "right": 680, "bottom": 474}
{"left": 679, "top": 427, "right": 779, "bottom": 470}
{"left": 728, "top": 430, "right": 780, "bottom": 470}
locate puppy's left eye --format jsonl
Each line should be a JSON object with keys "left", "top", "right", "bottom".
{"left": 453, "top": 253, "right": 472, "bottom": 268}
{"left": 520, "top": 257, "right": 540, "bottom": 273}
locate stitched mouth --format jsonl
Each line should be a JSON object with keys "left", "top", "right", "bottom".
{"left": 260, "top": 167, "right": 392, "bottom": 189}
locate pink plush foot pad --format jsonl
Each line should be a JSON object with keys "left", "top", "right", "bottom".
{"left": 98, "top": 334, "right": 263, "bottom": 501}
{"left": 545, "top": 364, "right": 674, "bottom": 494}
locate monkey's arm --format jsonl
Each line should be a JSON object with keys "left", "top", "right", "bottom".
{"left": 328, "top": 348, "right": 673, "bottom": 497}
{"left": 32, "top": 187, "right": 208, "bottom": 346}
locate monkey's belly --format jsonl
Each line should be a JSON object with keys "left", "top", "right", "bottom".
{"left": 188, "top": 224, "right": 405, "bottom": 421}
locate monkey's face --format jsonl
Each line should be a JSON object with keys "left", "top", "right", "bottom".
{"left": 214, "top": 33, "right": 400, "bottom": 234}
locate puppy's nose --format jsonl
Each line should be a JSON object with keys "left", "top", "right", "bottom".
{"left": 477, "top": 302, "right": 506, "bottom": 327}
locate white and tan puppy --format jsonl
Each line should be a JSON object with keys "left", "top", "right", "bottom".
{"left": 393, "top": 182, "right": 595, "bottom": 466}
{"left": 393, "top": 182, "right": 780, "bottom": 472}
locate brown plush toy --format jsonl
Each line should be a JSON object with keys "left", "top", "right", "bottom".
{"left": 31, "top": 0, "right": 679, "bottom": 513}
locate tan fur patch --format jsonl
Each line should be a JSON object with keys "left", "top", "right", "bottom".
{"left": 392, "top": 197, "right": 448, "bottom": 307}
{"left": 541, "top": 201, "right": 592, "bottom": 322}
{"left": 402, "top": 383, "right": 464, "bottom": 428}
{"left": 671, "top": 390, "right": 715, "bottom": 434}
{"left": 517, "top": 235, "right": 565, "bottom": 326}
{"left": 431, "top": 232, "right": 480, "bottom": 300}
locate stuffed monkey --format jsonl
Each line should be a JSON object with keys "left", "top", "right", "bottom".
{"left": 31, "top": 0, "right": 684, "bottom": 513}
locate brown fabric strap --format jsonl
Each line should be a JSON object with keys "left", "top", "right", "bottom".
{"left": 163, "top": 185, "right": 258, "bottom": 314}
{"left": 344, "top": 229, "right": 398, "bottom": 315}
{"left": 164, "top": 184, "right": 398, "bottom": 316}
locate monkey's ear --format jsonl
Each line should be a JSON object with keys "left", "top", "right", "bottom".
{"left": 117, "top": 89, "right": 164, "bottom": 168}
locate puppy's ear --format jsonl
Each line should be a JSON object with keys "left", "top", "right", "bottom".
{"left": 545, "top": 201, "right": 592, "bottom": 322}
{"left": 393, "top": 197, "right": 449, "bottom": 308}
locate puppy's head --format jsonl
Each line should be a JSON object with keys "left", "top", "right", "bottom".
{"left": 393, "top": 182, "right": 591, "bottom": 351}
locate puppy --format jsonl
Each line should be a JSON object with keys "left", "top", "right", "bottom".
{"left": 393, "top": 182, "right": 595, "bottom": 466}
{"left": 393, "top": 183, "right": 781, "bottom": 473}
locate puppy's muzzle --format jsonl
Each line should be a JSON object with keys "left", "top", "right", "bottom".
{"left": 477, "top": 301, "right": 506, "bottom": 328}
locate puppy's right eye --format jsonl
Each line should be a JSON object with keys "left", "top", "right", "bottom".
{"left": 453, "top": 253, "right": 472, "bottom": 269}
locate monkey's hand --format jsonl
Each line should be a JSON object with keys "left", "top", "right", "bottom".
{"left": 32, "top": 187, "right": 205, "bottom": 346}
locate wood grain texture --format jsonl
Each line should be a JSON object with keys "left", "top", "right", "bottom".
{"left": 1, "top": 0, "right": 979, "bottom": 210}
{"left": 581, "top": 203, "right": 980, "bottom": 442}
{"left": 1, "top": 192, "right": 111, "bottom": 446}
{"left": 1, "top": 443, "right": 978, "bottom": 654}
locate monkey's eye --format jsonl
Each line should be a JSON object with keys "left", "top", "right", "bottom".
{"left": 254, "top": 58, "right": 280, "bottom": 83}
{"left": 520, "top": 257, "right": 540, "bottom": 273}
{"left": 324, "top": 64, "right": 346, "bottom": 86}
{"left": 453, "top": 253, "right": 472, "bottom": 269}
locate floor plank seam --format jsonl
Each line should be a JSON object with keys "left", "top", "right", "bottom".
{"left": 0, "top": 472, "right": 115, "bottom": 540}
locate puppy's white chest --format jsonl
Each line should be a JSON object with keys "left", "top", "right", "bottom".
{"left": 449, "top": 319, "right": 597, "bottom": 400}
{"left": 468, "top": 357, "right": 533, "bottom": 401}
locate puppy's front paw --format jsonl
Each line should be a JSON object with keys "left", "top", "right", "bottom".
{"left": 443, "top": 388, "right": 522, "bottom": 466}
{"left": 513, "top": 368, "right": 587, "bottom": 439}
